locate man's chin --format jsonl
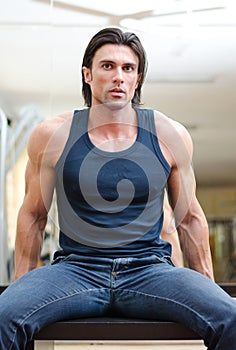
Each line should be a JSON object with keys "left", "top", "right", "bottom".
{"left": 103, "top": 100, "right": 129, "bottom": 110}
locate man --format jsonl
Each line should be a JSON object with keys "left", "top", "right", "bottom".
{"left": 161, "top": 196, "right": 184, "bottom": 267}
{"left": 0, "top": 27, "right": 235, "bottom": 349}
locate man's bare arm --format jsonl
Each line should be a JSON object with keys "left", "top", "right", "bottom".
{"left": 155, "top": 111, "right": 214, "bottom": 280}
{"left": 14, "top": 124, "right": 56, "bottom": 280}
{"left": 177, "top": 195, "right": 214, "bottom": 279}
{"left": 161, "top": 198, "right": 184, "bottom": 267}
{"left": 167, "top": 127, "right": 214, "bottom": 280}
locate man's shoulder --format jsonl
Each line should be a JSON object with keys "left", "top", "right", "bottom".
{"left": 152, "top": 109, "right": 193, "bottom": 163}
{"left": 43, "top": 110, "right": 74, "bottom": 132}
{"left": 153, "top": 109, "right": 190, "bottom": 139}
{"left": 32, "top": 110, "right": 74, "bottom": 140}
{"left": 136, "top": 107, "right": 186, "bottom": 137}
{"left": 27, "top": 110, "right": 75, "bottom": 163}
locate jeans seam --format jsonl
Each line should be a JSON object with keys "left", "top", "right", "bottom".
{"left": 9, "top": 287, "right": 107, "bottom": 350}
{"left": 116, "top": 288, "right": 218, "bottom": 338}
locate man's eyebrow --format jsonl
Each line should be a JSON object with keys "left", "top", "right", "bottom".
{"left": 99, "top": 59, "right": 115, "bottom": 64}
{"left": 99, "top": 59, "right": 137, "bottom": 66}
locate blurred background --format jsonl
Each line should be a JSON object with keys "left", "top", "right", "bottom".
{"left": 1, "top": 0, "right": 236, "bottom": 284}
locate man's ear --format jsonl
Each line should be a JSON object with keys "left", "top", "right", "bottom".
{"left": 135, "top": 73, "right": 142, "bottom": 89}
{"left": 82, "top": 66, "right": 92, "bottom": 84}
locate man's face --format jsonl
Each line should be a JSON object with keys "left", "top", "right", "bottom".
{"left": 83, "top": 44, "right": 140, "bottom": 109}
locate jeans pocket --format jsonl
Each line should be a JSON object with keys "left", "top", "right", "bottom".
{"left": 163, "top": 255, "right": 175, "bottom": 267}
{"left": 51, "top": 255, "right": 72, "bottom": 265}
{"left": 152, "top": 255, "right": 175, "bottom": 267}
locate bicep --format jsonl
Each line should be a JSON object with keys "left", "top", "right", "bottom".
{"left": 155, "top": 111, "right": 195, "bottom": 217}
{"left": 167, "top": 161, "right": 197, "bottom": 227}
{"left": 23, "top": 155, "right": 55, "bottom": 219}
{"left": 166, "top": 127, "right": 197, "bottom": 227}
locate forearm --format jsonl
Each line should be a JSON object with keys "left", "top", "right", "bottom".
{"left": 14, "top": 207, "right": 47, "bottom": 280}
{"left": 178, "top": 215, "right": 214, "bottom": 280}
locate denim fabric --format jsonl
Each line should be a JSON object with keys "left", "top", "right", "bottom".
{"left": 0, "top": 254, "right": 236, "bottom": 349}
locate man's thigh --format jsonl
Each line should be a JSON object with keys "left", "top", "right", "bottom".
{"left": 0, "top": 258, "right": 111, "bottom": 327}
{"left": 112, "top": 259, "right": 235, "bottom": 331}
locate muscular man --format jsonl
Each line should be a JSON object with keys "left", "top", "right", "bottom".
{"left": 161, "top": 197, "right": 184, "bottom": 267}
{"left": 0, "top": 27, "right": 235, "bottom": 349}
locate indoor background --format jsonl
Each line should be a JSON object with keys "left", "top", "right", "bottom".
{"left": 1, "top": 0, "right": 236, "bottom": 284}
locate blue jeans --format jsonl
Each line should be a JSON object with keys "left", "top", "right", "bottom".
{"left": 0, "top": 254, "right": 236, "bottom": 349}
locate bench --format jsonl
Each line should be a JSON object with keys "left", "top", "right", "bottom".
{"left": 31, "top": 317, "right": 202, "bottom": 350}
{"left": 1, "top": 283, "right": 236, "bottom": 350}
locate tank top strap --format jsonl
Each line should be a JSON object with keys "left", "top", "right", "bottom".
{"left": 135, "top": 107, "right": 156, "bottom": 136}
{"left": 135, "top": 107, "right": 170, "bottom": 176}
{"left": 70, "top": 108, "right": 89, "bottom": 142}
{"left": 55, "top": 108, "right": 89, "bottom": 171}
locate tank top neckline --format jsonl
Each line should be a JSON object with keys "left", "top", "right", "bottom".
{"left": 83, "top": 107, "right": 142, "bottom": 158}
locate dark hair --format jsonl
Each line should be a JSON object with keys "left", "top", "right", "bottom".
{"left": 81, "top": 27, "right": 148, "bottom": 107}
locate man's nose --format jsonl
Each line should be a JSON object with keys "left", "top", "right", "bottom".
{"left": 112, "top": 68, "right": 124, "bottom": 85}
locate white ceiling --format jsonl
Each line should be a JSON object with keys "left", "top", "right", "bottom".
{"left": 0, "top": 0, "right": 236, "bottom": 186}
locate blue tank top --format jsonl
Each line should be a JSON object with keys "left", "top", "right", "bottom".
{"left": 54, "top": 107, "right": 172, "bottom": 258}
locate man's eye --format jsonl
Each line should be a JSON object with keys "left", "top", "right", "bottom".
{"left": 124, "top": 65, "right": 133, "bottom": 71}
{"left": 103, "top": 64, "right": 112, "bottom": 69}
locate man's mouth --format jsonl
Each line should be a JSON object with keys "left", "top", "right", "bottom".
{"left": 109, "top": 87, "right": 126, "bottom": 96}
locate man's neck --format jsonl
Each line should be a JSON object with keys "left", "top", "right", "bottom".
{"left": 87, "top": 103, "right": 138, "bottom": 152}
{"left": 88, "top": 103, "right": 137, "bottom": 133}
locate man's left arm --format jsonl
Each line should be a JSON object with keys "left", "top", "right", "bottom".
{"left": 170, "top": 182, "right": 214, "bottom": 280}
{"left": 166, "top": 122, "right": 214, "bottom": 280}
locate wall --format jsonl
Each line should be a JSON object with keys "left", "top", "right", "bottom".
{"left": 197, "top": 186, "right": 236, "bottom": 219}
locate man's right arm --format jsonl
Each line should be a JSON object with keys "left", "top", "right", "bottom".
{"left": 14, "top": 123, "right": 56, "bottom": 280}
